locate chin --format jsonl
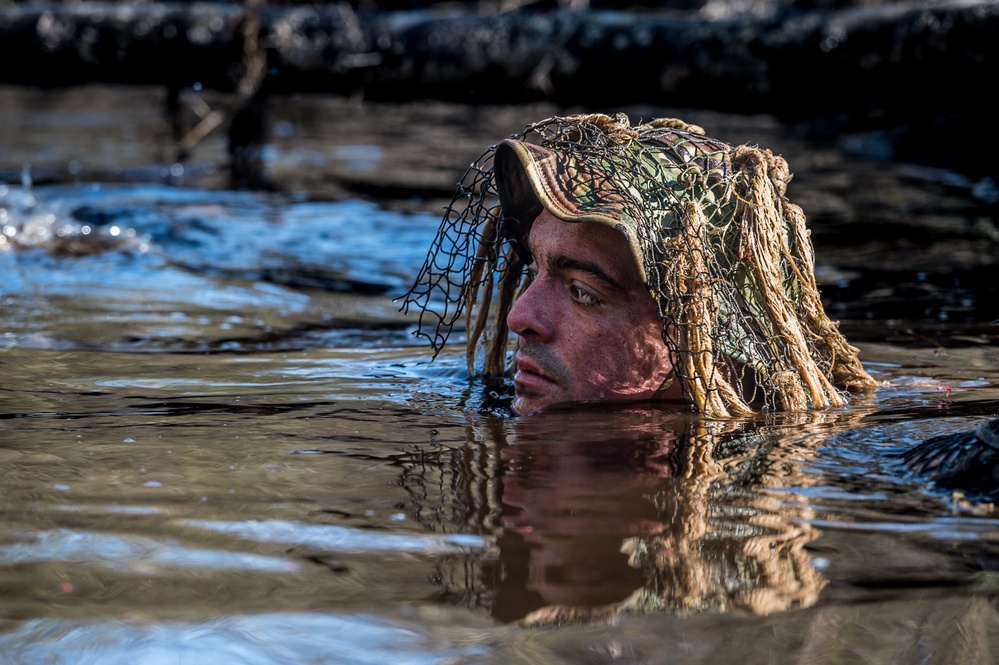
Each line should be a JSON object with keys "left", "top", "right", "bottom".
{"left": 511, "top": 394, "right": 553, "bottom": 417}
{"left": 510, "top": 397, "right": 531, "bottom": 416}
{"left": 512, "top": 393, "right": 586, "bottom": 417}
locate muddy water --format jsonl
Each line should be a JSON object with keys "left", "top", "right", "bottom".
{"left": 1, "top": 85, "right": 998, "bottom": 664}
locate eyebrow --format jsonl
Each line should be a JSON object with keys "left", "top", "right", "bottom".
{"left": 549, "top": 255, "right": 625, "bottom": 293}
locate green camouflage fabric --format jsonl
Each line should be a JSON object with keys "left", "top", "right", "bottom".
{"left": 402, "top": 113, "right": 876, "bottom": 416}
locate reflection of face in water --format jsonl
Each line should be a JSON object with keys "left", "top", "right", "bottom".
{"left": 407, "top": 405, "right": 836, "bottom": 625}
{"left": 487, "top": 407, "right": 690, "bottom": 623}
{"left": 464, "top": 406, "right": 831, "bottom": 625}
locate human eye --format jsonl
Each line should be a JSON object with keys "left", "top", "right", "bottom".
{"left": 570, "top": 283, "right": 601, "bottom": 307}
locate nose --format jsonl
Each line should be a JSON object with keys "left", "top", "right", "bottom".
{"left": 507, "top": 274, "right": 554, "bottom": 342}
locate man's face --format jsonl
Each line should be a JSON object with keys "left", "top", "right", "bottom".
{"left": 507, "top": 209, "right": 675, "bottom": 415}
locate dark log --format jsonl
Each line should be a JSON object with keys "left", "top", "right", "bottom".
{"left": 0, "top": 1, "right": 994, "bottom": 124}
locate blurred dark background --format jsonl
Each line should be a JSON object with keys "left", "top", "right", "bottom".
{"left": 1, "top": 0, "right": 995, "bottom": 180}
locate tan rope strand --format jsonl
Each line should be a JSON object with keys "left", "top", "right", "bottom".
{"left": 741, "top": 149, "right": 857, "bottom": 404}
{"left": 484, "top": 247, "right": 526, "bottom": 377}
{"left": 464, "top": 216, "right": 498, "bottom": 376}
{"left": 782, "top": 201, "right": 878, "bottom": 394}
{"left": 673, "top": 203, "right": 755, "bottom": 417}
{"left": 732, "top": 147, "right": 842, "bottom": 409}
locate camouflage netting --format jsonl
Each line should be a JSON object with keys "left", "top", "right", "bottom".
{"left": 402, "top": 113, "right": 877, "bottom": 417}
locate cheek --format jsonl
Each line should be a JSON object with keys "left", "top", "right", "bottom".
{"left": 582, "top": 318, "right": 671, "bottom": 384}
{"left": 564, "top": 315, "right": 667, "bottom": 381}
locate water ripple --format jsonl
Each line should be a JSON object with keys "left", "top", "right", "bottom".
{"left": 183, "top": 519, "right": 489, "bottom": 555}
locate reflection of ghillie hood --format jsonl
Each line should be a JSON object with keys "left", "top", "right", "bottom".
{"left": 403, "top": 113, "right": 877, "bottom": 416}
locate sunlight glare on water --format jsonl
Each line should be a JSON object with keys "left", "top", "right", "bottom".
{"left": 0, "top": 613, "right": 495, "bottom": 665}
{"left": 0, "top": 182, "right": 438, "bottom": 353}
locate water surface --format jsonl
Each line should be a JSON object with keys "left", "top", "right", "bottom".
{"left": 1, "top": 85, "right": 998, "bottom": 664}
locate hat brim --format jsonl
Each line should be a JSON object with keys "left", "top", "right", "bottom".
{"left": 493, "top": 139, "right": 646, "bottom": 280}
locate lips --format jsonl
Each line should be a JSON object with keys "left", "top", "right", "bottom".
{"left": 513, "top": 352, "right": 558, "bottom": 393}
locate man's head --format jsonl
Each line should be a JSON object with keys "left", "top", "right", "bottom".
{"left": 404, "top": 113, "right": 877, "bottom": 417}
{"left": 505, "top": 208, "right": 680, "bottom": 415}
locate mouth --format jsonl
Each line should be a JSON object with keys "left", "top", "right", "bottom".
{"left": 513, "top": 353, "right": 558, "bottom": 394}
